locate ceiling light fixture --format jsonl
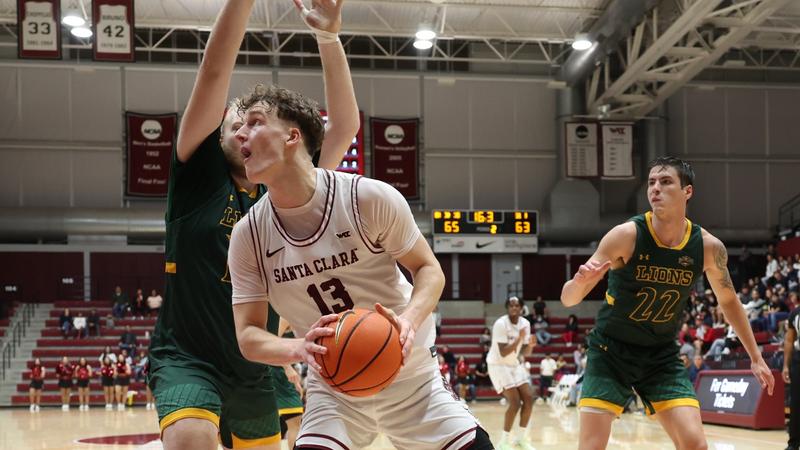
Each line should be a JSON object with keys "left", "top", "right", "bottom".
{"left": 416, "top": 29, "right": 436, "bottom": 41}
{"left": 413, "top": 39, "right": 433, "bottom": 50}
{"left": 571, "top": 33, "right": 592, "bottom": 51}
{"left": 70, "top": 26, "right": 93, "bottom": 38}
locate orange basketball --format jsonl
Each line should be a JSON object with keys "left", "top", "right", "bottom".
{"left": 314, "top": 308, "right": 402, "bottom": 397}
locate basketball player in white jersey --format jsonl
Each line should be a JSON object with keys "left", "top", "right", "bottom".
{"left": 487, "top": 296, "right": 536, "bottom": 450}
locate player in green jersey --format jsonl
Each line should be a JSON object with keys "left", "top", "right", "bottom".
{"left": 561, "top": 156, "right": 774, "bottom": 450}
{"left": 147, "top": 1, "right": 358, "bottom": 449}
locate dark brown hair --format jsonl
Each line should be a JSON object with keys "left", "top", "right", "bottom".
{"left": 647, "top": 156, "right": 695, "bottom": 188}
{"left": 237, "top": 84, "right": 325, "bottom": 156}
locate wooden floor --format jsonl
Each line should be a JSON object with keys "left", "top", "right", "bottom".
{"left": 0, "top": 402, "right": 787, "bottom": 449}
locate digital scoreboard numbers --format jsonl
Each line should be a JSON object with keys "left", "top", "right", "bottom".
{"left": 432, "top": 210, "right": 538, "bottom": 235}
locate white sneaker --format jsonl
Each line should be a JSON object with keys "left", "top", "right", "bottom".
{"left": 62, "top": 404, "right": 70, "bottom": 411}
{"left": 29, "top": 405, "right": 35, "bottom": 412}
{"left": 517, "top": 438, "right": 537, "bottom": 450}
{"left": 35, "top": 405, "right": 41, "bottom": 412}
{"left": 499, "top": 397, "right": 508, "bottom": 406}
{"left": 105, "top": 403, "right": 113, "bottom": 410}
{"left": 84, "top": 405, "right": 90, "bottom": 411}
{"left": 117, "top": 403, "right": 125, "bottom": 411}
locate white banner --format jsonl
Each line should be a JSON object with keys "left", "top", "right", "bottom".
{"left": 433, "top": 236, "right": 538, "bottom": 253}
{"left": 565, "top": 122, "right": 598, "bottom": 178}
{"left": 601, "top": 123, "right": 634, "bottom": 179}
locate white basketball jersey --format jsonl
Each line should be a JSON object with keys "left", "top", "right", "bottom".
{"left": 486, "top": 315, "right": 530, "bottom": 366}
{"left": 245, "top": 170, "right": 436, "bottom": 377}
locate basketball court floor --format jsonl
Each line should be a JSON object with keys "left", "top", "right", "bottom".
{"left": 0, "top": 403, "right": 785, "bottom": 449}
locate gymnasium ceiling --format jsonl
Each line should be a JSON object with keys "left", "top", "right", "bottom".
{"left": 0, "top": 0, "right": 799, "bottom": 118}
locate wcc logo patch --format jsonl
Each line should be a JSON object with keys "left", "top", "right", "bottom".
{"left": 678, "top": 256, "right": 694, "bottom": 267}
{"left": 336, "top": 230, "right": 351, "bottom": 239}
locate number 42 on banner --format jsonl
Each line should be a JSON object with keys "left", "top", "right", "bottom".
{"left": 92, "top": 0, "right": 135, "bottom": 62}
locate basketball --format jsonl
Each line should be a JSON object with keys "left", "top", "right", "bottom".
{"left": 314, "top": 308, "right": 403, "bottom": 397}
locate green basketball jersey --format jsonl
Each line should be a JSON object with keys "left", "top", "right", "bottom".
{"left": 149, "top": 127, "right": 269, "bottom": 379}
{"left": 595, "top": 211, "right": 704, "bottom": 347}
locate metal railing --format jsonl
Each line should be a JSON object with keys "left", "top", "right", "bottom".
{"left": 0, "top": 303, "right": 36, "bottom": 381}
{"left": 778, "top": 192, "right": 800, "bottom": 234}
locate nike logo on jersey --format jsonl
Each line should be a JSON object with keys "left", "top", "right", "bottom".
{"left": 266, "top": 247, "right": 285, "bottom": 258}
{"left": 336, "top": 231, "right": 351, "bottom": 239}
{"left": 476, "top": 241, "right": 494, "bottom": 249}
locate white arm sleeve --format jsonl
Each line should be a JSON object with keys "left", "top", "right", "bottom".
{"left": 356, "top": 177, "right": 421, "bottom": 259}
{"left": 229, "top": 214, "right": 269, "bottom": 305}
{"left": 492, "top": 319, "right": 507, "bottom": 344}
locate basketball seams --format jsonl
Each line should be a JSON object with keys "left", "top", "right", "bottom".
{"left": 336, "top": 317, "right": 402, "bottom": 395}
{"left": 330, "top": 314, "right": 393, "bottom": 388}
{"left": 318, "top": 311, "right": 373, "bottom": 382}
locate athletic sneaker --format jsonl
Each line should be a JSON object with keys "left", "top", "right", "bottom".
{"left": 496, "top": 441, "right": 516, "bottom": 450}
{"left": 105, "top": 403, "right": 113, "bottom": 410}
{"left": 517, "top": 438, "right": 537, "bottom": 450}
{"left": 61, "top": 404, "right": 69, "bottom": 411}
{"left": 117, "top": 403, "right": 125, "bottom": 411}
{"left": 29, "top": 405, "right": 35, "bottom": 412}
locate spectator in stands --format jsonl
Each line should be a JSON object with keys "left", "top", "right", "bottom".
{"left": 693, "top": 317, "right": 708, "bottom": 342}
{"left": 119, "top": 348, "right": 133, "bottom": 366}
{"left": 768, "top": 292, "right": 792, "bottom": 333}
{"left": 532, "top": 315, "right": 552, "bottom": 345}
{"left": 105, "top": 314, "right": 115, "bottom": 330}
{"left": 455, "top": 355, "right": 475, "bottom": 403}
{"left": 99, "top": 346, "right": 117, "bottom": 365}
{"left": 118, "top": 325, "right": 138, "bottom": 353}
{"left": 573, "top": 344, "right": 585, "bottom": 375}
{"left": 132, "top": 288, "right": 146, "bottom": 319}
{"left": 474, "top": 356, "right": 490, "bottom": 387}
{"left": 133, "top": 350, "right": 148, "bottom": 382}
{"left": 432, "top": 305, "right": 441, "bottom": 337}
{"left": 56, "top": 356, "right": 75, "bottom": 411}
{"left": 74, "top": 357, "right": 92, "bottom": 411}
{"left": 563, "top": 314, "right": 579, "bottom": 346}
{"left": 100, "top": 356, "right": 115, "bottom": 410}
{"left": 111, "top": 286, "right": 129, "bottom": 319}
{"left": 440, "top": 345, "right": 457, "bottom": 382}
{"left": 73, "top": 312, "right": 87, "bottom": 340}
{"left": 28, "top": 358, "right": 44, "bottom": 413}
{"left": 688, "top": 355, "right": 708, "bottom": 383}
{"left": 146, "top": 289, "right": 163, "bottom": 317}
{"left": 554, "top": 355, "right": 568, "bottom": 380}
{"left": 437, "top": 354, "right": 450, "bottom": 384}
{"left": 532, "top": 295, "right": 548, "bottom": 320}
{"left": 677, "top": 323, "right": 693, "bottom": 344}
{"left": 87, "top": 309, "right": 101, "bottom": 337}
{"left": 783, "top": 298, "right": 800, "bottom": 450}
{"left": 59, "top": 308, "right": 73, "bottom": 338}
{"left": 738, "top": 285, "right": 753, "bottom": 304}
{"left": 539, "top": 353, "right": 557, "bottom": 402}
{"left": 479, "top": 327, "right": 492, "bottom": 346}
{"left": 679, "top": 334, "right": 695, "bottom": 361}
{"left": 765, "top": 254, "right": 779, "bottom": 285}
{"left": 114, "top": 352, "right": 131, "bottom": 411}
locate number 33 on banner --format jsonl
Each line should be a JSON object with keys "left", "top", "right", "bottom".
{"left": 17, "top": 0, "right": 61, "bottom": 59}
{"left": 92, "top": 0, "right": 135, "bottom": 62}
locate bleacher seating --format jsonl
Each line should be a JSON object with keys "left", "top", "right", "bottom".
{"left": 11, "top": 300, "right": 154, "bottom": 407}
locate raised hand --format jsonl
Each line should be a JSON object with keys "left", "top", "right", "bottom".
{"left": 292, "top": 0, "right": 345, "bottom": 34}
{"left": 574, "top": 260, "right": 612, "bottom": 285}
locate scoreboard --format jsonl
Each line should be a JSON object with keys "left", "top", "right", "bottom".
{"left": 432, "top": 210, "right": 538, "bottom": 235}
{"left": 431, "top": 210, "right": 539, "bottom": 253}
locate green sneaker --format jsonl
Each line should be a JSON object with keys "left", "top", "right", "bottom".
{"left": 496, "top": 441, "right": 516, "bottom": 450}
{"left": 517, "top": 438, "right": 537, "bottom": 450}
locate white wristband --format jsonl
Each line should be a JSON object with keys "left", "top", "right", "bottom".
{"left": 300, "top": 6, "right": 340, "bottom": 44}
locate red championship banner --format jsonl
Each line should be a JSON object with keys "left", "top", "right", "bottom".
{"left": 17, "top": 0, "right": 61, "bottom": 59}
{"left": 371, "top": 118, "right": 419, "bottom": 199}
{"left": 92, "top": 0, "right": 135, "bottom": 62}
{"left": 126, "top": 113, "right": 176, "bottom": 197}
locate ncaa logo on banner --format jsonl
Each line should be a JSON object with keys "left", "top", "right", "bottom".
{"left": 384, "top": 125, "right": 405, "bottom": 144}
{"left": 141, "top": 120, "right": 162, "bottom": 140}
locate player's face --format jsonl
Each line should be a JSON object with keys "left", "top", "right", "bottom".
{"left": 647, "top": 165, "right": 692, "bottom": 213}
{"left": 220, "top": 108, "right": 246, "bottom": 174}
{"left": 235, "top": 103, "right": 297, "bottom": 183}
{"left": 507, "top": 300, "right": 522, "bottom": 318}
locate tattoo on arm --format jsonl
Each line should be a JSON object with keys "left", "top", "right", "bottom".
{"left": 714, "top": 242, "right": 734, "bottom": 290}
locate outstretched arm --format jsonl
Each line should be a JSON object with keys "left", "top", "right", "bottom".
{"left": 293, "top": 0, "right": 359, "bottom": 170}
{"left": 561, "top": 223, "right": 633, "bottom": 307}
{"left": 177, "top": 0, "right": 255, "bottom": 163}
{"left": 705, "top": 232, "right": 774, "bottom": 395}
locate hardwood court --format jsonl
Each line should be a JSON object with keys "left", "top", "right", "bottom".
{"left": 0, "top": 402, "right": 786, "bottom": 449}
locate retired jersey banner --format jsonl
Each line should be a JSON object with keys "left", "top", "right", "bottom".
{"left": 601, "top": 123, "right": 634, "bottom": 179}
{"left": 126, "top": 112, "right": 176, "bottom": 197}
{"left": 371, "top": 118, "right": 419, "bottom": 199}
{"left": 92, "top": 0, "right": 135, "bottom": 62}
{"left": 17, "top": 0, "right": 61, "bottom": 59}
{"left": 564, "top": 122, "right": 599, "bottom": 178}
